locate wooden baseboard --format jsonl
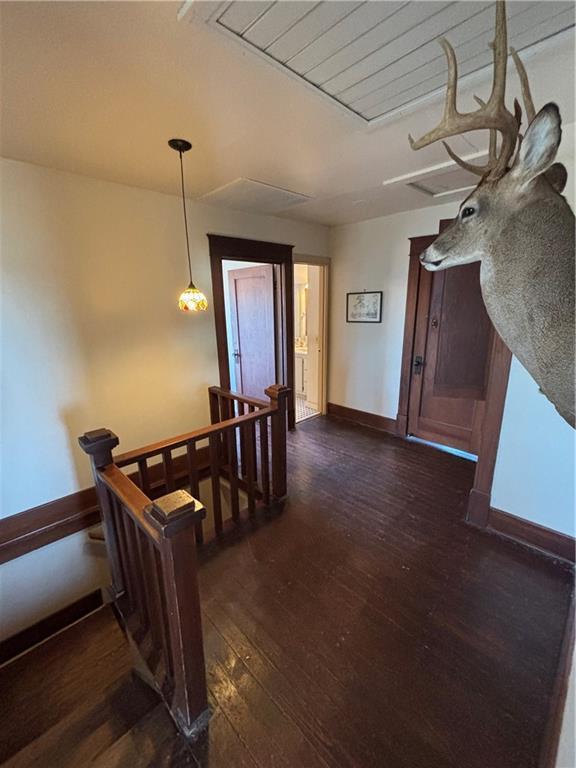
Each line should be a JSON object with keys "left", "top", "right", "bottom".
{"left": 0, "top": 590, "right": 104, "bottom": 665}
{"left": 539, "top": 591, "right": 575, "bottom": 768}
{"left": 468, "top": 505, "right": 576, "bottom": 564}
{"left": 466, "top": 488, "right": 491, "bottom": 528}
{"left": 327, "top": 403, "right": 397, "bottom": 435}
{"left": 0, "top": 449, "right": 210, "bottom": 565}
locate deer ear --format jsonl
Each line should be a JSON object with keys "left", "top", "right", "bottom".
{"left": 544, "top": 163, "right": 568, "bottom": 193}
{"left": 510, "top": 103, "right": 562, "bottom": 186}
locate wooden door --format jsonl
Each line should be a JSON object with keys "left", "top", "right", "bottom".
{"left": 406, "top": 236, "right": 493, "bottom": 454}
{"left": 229, "top": 265, "right": 276, "bottom": 400}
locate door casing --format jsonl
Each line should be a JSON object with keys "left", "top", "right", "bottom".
{"left": 293, "top": 254, "right": 330, "bottom": 417}
{"left": 208, "top": 234, "right": 296, "bottom": 429}
{"left": 397, "top": 220, "right": 512, "bottom": 524}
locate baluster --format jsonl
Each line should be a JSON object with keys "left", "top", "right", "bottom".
{"left": 186, "top": 441, "right": 203, "bottom": 545}
{"left": 248, "top": 405, "right": 258, "bottom": 482}
{"left": 238, "top": 402, "right": 247, "bottom": 476}
{"left": 209, "top": 433, "right": 223, "bottom": 536}
{"left": 122, "top": 514, "right": 147, "bottom": 641}
{"left": 134, "top": 526, "right": 153, "bottom": 660}
{"left": 141, "top": 537, "right": 170, "bottom": 684}
{"left": 153, "top": 544, "right": 174, "bottom": 690}
{"left": 266, "top": 385, "right": 290, "bottom": 500}
{"left": 163, "top": 449, "right": 175, "bottom": 492}
{"left": 259, "top": 416, "right": 270, "bottom": 506}
{"left": 227, "top": 426, "right": 240, "bottom": 523}
{"left": 144, "top": 491, "right": 209, "bottom": 739}
{"left": 242, "top": 421, "right": 256, "bottom": 517}
{"left": 138, "top": 458, "right": 151, "bottom": 496}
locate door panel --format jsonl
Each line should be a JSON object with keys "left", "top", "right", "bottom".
{"left": 229, "top": 266, "right": 276, "bottom": 399}
{"left": 407, "top": 239, "right": 493, "bottom": 454}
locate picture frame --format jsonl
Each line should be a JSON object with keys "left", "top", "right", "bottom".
{"left": 346, "top": 291, "right": 383, "bottom": 323}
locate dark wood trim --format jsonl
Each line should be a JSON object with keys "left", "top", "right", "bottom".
{"left": 0, "top": 489, "right": 100, "bottom": 565}
{"left": 206, "top": 234, "right": 293, "bottom": 263}
{"left": 484, "top": 506, "right": 576, "bottom": 564}
{"left": 398, "top": 220, "right": 512, "bottom": 522}
{"left": 396, "top": 234, "right": 437, "bottom": 437}
{"left": 0, "top": 450, "right": 211, "bottom": 564}
{"left": 208, "top": 234, "right": 296, "bottom": 429}
{"left": 540, "top": 591, "right": 575, "bottom": 768}
{"left": 0, "top": 590, "right": 103, "bottom": 665}
{"left": 327, "top": 402, "right": 397, "bottom": 435}
{"left": 466, "top": 332, "right": 512, "bottom": 525}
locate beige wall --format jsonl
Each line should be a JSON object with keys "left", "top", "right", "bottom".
{"left": 328, "top": 200, "right": 458, "bottom": 419}
{"left": 0, "top": 158, "right": 327, "bottom": 635}
{"left": 0, "top": 158, "right": 327, "bottom": 518}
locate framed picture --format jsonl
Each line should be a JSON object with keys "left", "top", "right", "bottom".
{"left": 346, "top": 291, "right": 383, "bottom": 323}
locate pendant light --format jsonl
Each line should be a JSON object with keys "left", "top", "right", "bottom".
{"left": 169, "top": 138, "right": 208, "bottom": 313}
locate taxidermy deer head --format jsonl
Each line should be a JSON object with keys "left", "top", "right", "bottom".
{"left": 409, "top": 0, "right": 575, "bottom": 428}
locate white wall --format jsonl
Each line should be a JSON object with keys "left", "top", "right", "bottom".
{"left": 328, "top": 125, "right": 575, "bottom": 538}
{"left": 0, "top": 158, "right": 327, "bottom": 633}
{"left": 328, "top": 200, "right": 458, "bottom": 418}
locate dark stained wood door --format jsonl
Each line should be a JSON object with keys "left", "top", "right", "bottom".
{"left": 407, "top": 237, "right": 493, "bottom": 454}
{"left": 229, "top": 265, "right": 276, "bottom": 400}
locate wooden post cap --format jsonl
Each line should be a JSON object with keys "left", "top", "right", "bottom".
{"left": 265, "top": 384, "right": 290, "bottom": 399}
{"left": 145, "top": 490, "right": 206, "bottom": 538}
{"left": 78, "top": 429, "right": 119, "bottom": 468}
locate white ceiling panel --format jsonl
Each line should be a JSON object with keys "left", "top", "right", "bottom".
{"left": 266, "top": 2, "right": 359, "bottom": 63}
{"left": 305, "top": 2, "right": 452, "bottom": 87}
{"left": 218, "top": 2, "right": 275, "bottom": 35}
{"left": 345, "top": 1, "right": 536, "bottom": 109}
{"left": 364, "top": 4, "right": 576, "bottom": 118}
{"left": 243, "top": 2, "right": 318, "bottom": 49}
{"left": 286, "top": 2, "right": 406, "bottom": 74}
{"left": 184, "top": 1, "right": 574, "bottom": 124}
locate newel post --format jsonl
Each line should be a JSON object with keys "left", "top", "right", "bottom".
{"left": 144, "top": 490, "right": 210, "bottom": 739}
{"left": 265, "top": 384, "right": 290, "bottom": 500}
{"left": 78, "top": 428, "right": 123, "bottom": 597}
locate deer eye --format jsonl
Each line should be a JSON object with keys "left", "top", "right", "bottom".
{"left": 461, "top": 206, "right": 476, "bottom": 219}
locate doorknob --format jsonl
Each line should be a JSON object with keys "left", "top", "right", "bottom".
{"left": 233, "top": 350, "right": 241, "bottom": 360}
{"left": 413, "top": 355, "right": 424, "bottom": 375}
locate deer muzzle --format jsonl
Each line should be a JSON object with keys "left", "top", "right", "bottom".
{"left": 419, "top": 248, "right": 445, "bottom": 270}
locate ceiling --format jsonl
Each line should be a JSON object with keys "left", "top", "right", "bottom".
{"left": 1, "top": 1, "right": 574, "bottom": 226}
{"left": 202, "top": 1, "right": 575, "bottom": 122}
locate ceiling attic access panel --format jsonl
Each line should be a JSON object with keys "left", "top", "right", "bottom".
{"left": 186, "top": 1, "right": 575, "bottom": 124}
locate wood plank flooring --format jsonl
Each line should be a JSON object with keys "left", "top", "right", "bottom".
{"left": 1, "top": 417, "right": 573, "bottom": 767}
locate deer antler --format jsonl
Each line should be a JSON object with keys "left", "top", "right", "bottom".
{"left": 510, "top": 46, "right": 536, "bottom": 124}
{"left": 408, "top": 1, "right": 521, "bottom": 180}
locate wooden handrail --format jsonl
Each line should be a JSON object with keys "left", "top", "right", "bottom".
{"left": 78, "top": 383, "right": 289, "bottom": 742}
{"left": 208, "top": 386, "right": 269, "bottom": 410}
{"left": 115, "top": 407, "right": 274, "bottom": 467}
{"left": 97, "top": 464, "right": 160, "bottom": 543}
{"left": 79, "top": 428, "right": 209, "bottom": 741}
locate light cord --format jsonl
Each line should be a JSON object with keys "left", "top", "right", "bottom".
{"left": 178, "top": 150, "right": 193, "bottom": 285}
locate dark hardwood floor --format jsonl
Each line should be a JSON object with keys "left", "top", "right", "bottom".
{"left": 1, "top": 417, "right": 573, "bottom": 767}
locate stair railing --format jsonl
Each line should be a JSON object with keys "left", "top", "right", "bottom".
{"left": 78, "top": 383, "right": 289, "bottom": 740}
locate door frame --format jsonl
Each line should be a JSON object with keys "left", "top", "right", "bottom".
{"left": 208, "top": 234, "right": 296, "bottom": 429}
{"left": 293, "top": 254, "right": 330, "bottom": 416}
{"left": 396, "top": 220, "right": 512, "bottom": 525}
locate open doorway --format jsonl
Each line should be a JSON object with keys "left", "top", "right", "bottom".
{"left": 208, "top": 235, "right": 296, "bottom": 428}
{"left": 293, "top": 259, "right": 328, "bottom": 423}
